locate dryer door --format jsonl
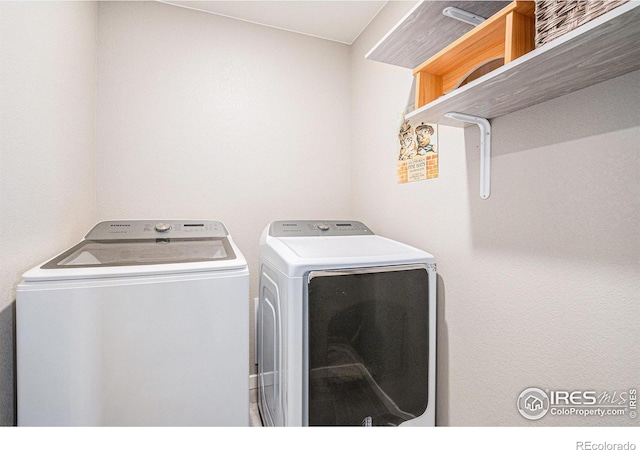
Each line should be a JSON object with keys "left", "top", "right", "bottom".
{"left": 305, "top": 265, "right": 430, "bottom": 426}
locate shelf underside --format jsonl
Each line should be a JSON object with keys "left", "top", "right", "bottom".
{"left": 406, "top": 2, "right": 640, "bottom": 127}
{"left": 366, "top": 1, "right": 510, "bottom": 69}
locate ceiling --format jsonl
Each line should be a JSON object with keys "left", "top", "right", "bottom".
{"left": 161, "top": 1, "right": 388, "bottom": 45}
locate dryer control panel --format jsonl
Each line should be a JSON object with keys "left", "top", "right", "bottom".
{"left": 269, "top": 220, "right": 374, "bottom": 237}
{"left": 85, "top": 220, "right": 229, "bottom": 240}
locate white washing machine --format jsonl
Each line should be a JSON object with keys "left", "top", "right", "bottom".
{"left": 17, "top": 220, "right": 249, "bottom": 426}
{"left": 257, "top": 220, "right": 436, "bottom": 427}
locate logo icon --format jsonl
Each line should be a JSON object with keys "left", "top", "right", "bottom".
{"left": 517, "top": 387, "right": 550, "bottom": 420}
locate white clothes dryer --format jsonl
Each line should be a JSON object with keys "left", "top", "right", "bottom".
{"left": 17, "top": 220, "right": 249, "bottom": 426}
{"left": 257, "top": 220, "right": 436, "bottom": 427}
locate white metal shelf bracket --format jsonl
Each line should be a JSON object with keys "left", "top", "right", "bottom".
{"left": 442, "top": 7, "right": 486, "bottom": 26}
{"left": 444, "top": 112, "right": 491, "bottom": 199}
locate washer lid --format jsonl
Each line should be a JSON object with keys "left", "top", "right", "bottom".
{"left": 20, "top": 220, "right": 247, "bottom": 282}
{"left": 41, "top": 237, "right": 235, "bottom": 269}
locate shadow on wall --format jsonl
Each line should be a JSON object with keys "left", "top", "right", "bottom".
{"left": 435, "top": 274, "right": 449, "bottom": 426}
{"left": 0, "top": 302, "right": 17, "bottom": 426}
{"left": 462, "top": 70, "right": 640, "bottom": 265}
{"left": 489, "top": 70, "right": 640, "bottom": 156}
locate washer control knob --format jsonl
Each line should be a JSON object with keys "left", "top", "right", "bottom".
{"left": 317, "top": 223, "right": 330, "bottom": 231}
{"left": 155, "top": 223, "right": 172, "bottom": 233}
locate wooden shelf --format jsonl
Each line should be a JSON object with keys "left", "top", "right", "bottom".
{"left": 413, "top": 1, "right": 535, "bottom": 109}
{"left": 368, "top": 1, "right": 640, "bottom": 128}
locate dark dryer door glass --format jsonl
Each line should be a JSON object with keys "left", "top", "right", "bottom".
{"left": 307, "top": 265, "right": 429, "bottom": 426}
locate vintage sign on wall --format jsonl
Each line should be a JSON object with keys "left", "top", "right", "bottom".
{"left": 397, "top": 118, "right": 438, "bottom": 183}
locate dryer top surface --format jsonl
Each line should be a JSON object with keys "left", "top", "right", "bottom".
{"left": 261, "top": 229, "right": 434, "bottom": 277}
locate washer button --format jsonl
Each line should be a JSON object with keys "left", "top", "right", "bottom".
{"left": 155, "top": 223, "right": 172, "bottom": 233}
{"left": 317, "top": 223, "right": 330, "bottom": 231}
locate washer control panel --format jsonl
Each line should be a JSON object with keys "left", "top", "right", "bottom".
{"left": 269, "top": 220, "right": 374, "bottom": 237}
{"left": 85, "top": 220, "right": 229, "bottom": 240}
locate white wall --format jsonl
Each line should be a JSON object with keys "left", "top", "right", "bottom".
{"left": 96, "top": 1, "right": 352, "bottom": 372}
{"left": 351, "top": 2, "right": 640, "bottom": 426}
{"left": 0, "top": 1, "right": 98, "bottom": 426}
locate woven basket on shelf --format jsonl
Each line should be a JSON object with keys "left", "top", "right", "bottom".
{"left": 535, "top": 0, "right": 629, "bottom": 47}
